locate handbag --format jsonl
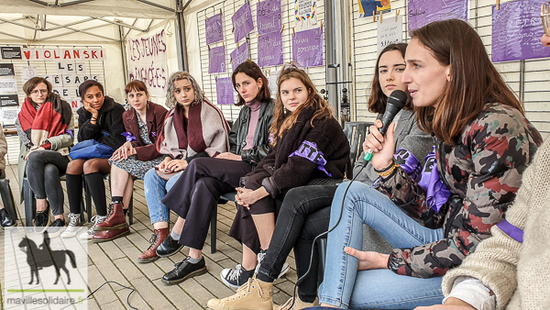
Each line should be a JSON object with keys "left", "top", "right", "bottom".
{"left": 69, "top": 139, "right": 114, "bottom": 160}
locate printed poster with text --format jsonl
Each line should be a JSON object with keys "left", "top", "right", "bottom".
{"left": 292, "top": 28, "right": 324, "bottom": 67}
{"left": 492, "top": 0, "right": 550, "bottom": 62}
{"left": 407, "top": 0, "right": 468, "bottom": 33}
{"left": 358, "top": 0, "right": 391, "bottom": 18}
{"left": 127, "top": 29, "right": 168, "bottom": 97}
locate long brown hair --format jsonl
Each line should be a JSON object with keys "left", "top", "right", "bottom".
{"left": 368, "top": 43, "right": 412, "bottom": 114}
{"left": 23, "top": 77, "right": 52, "bottom": 107}
{"left": 270, "top": 63, "right": 333, "bottom": 146}
{"left": 231, "top": 60, "right": 271, "bottom": 106}
{"left": 412, "top": 19, "right": 524, "bottom": 145}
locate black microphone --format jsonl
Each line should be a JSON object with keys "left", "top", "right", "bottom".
{"left": 363, "top": 89, "right": 408, "bottom": 162}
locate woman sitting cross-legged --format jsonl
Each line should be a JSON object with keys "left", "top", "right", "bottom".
{"left": 207, "top": 63, "right": 350, "bottom": 309}
{"left": 140, "top": 71, "right": 230, "bottom": 264}
{"left": 141, "top": 61, "right": 274, "bottom": 278}
{"left": 65, "top": 80, "right": 126, "bottom": 240}
{"left": 312, "top": 19, "right": 543, "bottom": 310}
{"left": 61, "top": 80, "right": 167, "bottom": 240}
{"left": 16, "top": 77, "right": 74, "bottom": 236}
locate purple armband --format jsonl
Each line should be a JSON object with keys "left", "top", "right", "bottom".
{"left": 65, "top": 129, "right": 74, "bottom": 137}
{"left": 496, "top": 219, "right": 523, "bottom": 243}
{"left": 122, "top": 132, "right": 137, "bottom": 142}
{"left": 418, "top": 147, "right": 451, "bottom": 213}
{"left": 289, "top": 140, "right": 332, "bottom": 177}
{"left": 393, "top": 148, "right": 422, "bottom": 182}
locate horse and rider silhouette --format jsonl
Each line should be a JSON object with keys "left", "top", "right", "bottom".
{"left": 17, "top": 231, "right": 77, "bottom": 285}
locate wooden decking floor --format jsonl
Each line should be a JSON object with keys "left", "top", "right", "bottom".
{"left": 0, "top": 164, "right": 298, "bottom": 309}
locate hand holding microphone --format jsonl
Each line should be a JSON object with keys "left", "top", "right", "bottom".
{"left": 363, "top": 90, "right": 407, "bottom": 168}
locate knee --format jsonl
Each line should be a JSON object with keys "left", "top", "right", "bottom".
{"left": 44, "top": 164, "right": 60, "bottom": 180}
{"left": 83, "top": 158, "right": 107, "bottom": 174}
{"left": 26, "top": 151, "right": 42, "bottom": 165}
{"left": 66, "top": 160, "right": 84, "bottom": 175}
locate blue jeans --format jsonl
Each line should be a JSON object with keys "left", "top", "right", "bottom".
{"left": 318, "top": 181, "right": 444, "bottom": 309}
{"left": 143, "top": 168, "right": 182, "bottom": 224}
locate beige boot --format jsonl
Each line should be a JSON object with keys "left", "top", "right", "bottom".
{"left": 275, "top": 296, "right": 318, "bottom": 310}
{"left": 207, "top": 277, "right": 273, "bottom": 310}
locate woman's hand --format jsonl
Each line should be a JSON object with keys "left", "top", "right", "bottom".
{"left": 165, "top": 159, "right": 188, "bottom": 172}
{"left": 363, "top": 120, "right": 396, "bottom": 170}
{"left": 157, "top": 157, "right": 172, "bottom": 171}
{"left": 24, "top": 147, "right": 45, "bottom": 161}
{"left": 415, "top": 298, "right": 476, "bottom": 310}
{"left": 83, "top": 100, "right": 99, "bottom": 119}
{"left": 344, "top": 247, "right": 389, "bottom": 270}
{"left": 217, "top": 152, "right": 242, "bottom": 161}
{"left": 111, "top": 142, "right": 136, "bottom": 161}
{"left": 235, "top": 186, "right": 269, "bottom": 209}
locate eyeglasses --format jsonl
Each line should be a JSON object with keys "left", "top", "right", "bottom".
{"left": 542, "top": 2, "right": 550, "bottom": 36}
{"left": 31, "top": 89, "right": 48, "bottom": 95}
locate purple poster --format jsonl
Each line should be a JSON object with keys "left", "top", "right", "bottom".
{"left": 258, "top": 32, "right": 284, "bottom": 67}
{"left": 232, "top": 3, "right": 255, "bottom": 43}
{"left": 257, "top": 0, "right": 282, "bottom": 35}
{"left": 216, "top": 77, "right": 234, "bottom": 105}
{"left": 292, "top": 28, "right": 324, "bottom": 67}
{"left": 231, "top": 42, "right": 250, "bottom": 71}
{"left": 492, "top": 0, "right": 550, "bottom": 62}
{"left": 408, "top": 0, "right": 468, "bottom": 33}
{"left": 209, "top": 46, "right": 226, "bottom": 74}
{"left": 205, "top": 14, "right": 224, "bottom": 45}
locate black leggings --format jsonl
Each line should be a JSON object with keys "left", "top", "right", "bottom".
{"left": 26, "top": 150, "right": 70, "bottom": 216}
{"left": 256, "top": 185, "right": 336, "bottom": 303}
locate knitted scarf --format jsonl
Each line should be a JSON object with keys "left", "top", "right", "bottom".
{"left": 18, "top": 93, "right": 72, "bottom": 150}
{"left": 156, "top": 99, "right": 230, "bottom": 159}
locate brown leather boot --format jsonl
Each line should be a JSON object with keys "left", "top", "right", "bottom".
{"left": 94, "top": 202, "right": 127, "bottom": 231}
{"left": 138, "top": 228, "right": 169, "bottom": 263}
{"left": 92, "top": 224, "right": 130, "bottom": 243}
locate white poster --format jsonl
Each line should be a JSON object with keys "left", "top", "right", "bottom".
{"left": 377, "top": 15, "right": 403, "bottom": 55}
{"left": 0, "top": 108, "right": 20, "bottom": 124}
{"left": 127, "top": 29, "right": 168, "bottom": 98}
{"left": 0, "top": 79, "right": 17, "bottom": 93}
{"left": 294, "top": 0, "right": 318, "bottom": 30}
{"left": 22, "top": 66, "right": 38, "bottom": 81}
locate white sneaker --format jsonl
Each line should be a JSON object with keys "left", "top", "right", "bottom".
{"left": 61, "top": 213, "right": 80, "bottom": 238}
{"left": 79, "top": 215, "right": 107, "bottom": 240}
{"left": 255, "top": 249, "right": 290, "bottom": 279}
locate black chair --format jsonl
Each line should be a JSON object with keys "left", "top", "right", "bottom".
{"left": 0, "top": 178, "right": 18, "bottom": 222}
{"left": 343, "top": 121, "right": 372, "bottom": 172}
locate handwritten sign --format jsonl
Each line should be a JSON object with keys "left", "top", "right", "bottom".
{"left": 216, "top": 77, "right": 234, "bottom": 105}
{"left": 206, "top": 14, "right": 224, "bottom": 45}
{"left": 292, "top": 28, "right": 324, "bottom": 67}
{"left": 295, "top": 0, "right": 318, "bottom": 30}
{"left": 231, "top": 42, "right": 250, "bottom": 72}
{"left": 258, "top": 32, "right": 284, "bottom": 67}
{"left": 22, "top": 66, "right": 38, "bottom": 81}
{"left": 267, "top": 69, "right": 280, "bottom": 95}
{"left": 257, "top": 0, "right": 282, "bottom": 35}
{"left": 233, "top": 3, "right": 254, "bottom": 43}
{"left": 377, "top": 15, "right": 403, "bottom": 54}
{"left": 22, "top": 48, "right": 104, "bottom": 60}
{"left": 127, "top": 29, "right": 168, "bottom": 97}
{"left": 45, "top": 74, "right": 98, "bottom": 88}
{"left": 492, "top": 0, "right": 550, "bottom": 62}
{"left": 358, "top": 0, "right": 391, "bottom": 18}
{"left": 209, "top": 46, "right": 226, "bottom": 74}
{"left": 408, "top": 0, "right": 468, "bottom": 33}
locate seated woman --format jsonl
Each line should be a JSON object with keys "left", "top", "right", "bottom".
{"left": 207, "top": 43, "right": 431, "bottom": 310}
{"left": 16, "top": 77, "right": 74, "bottom": 235}
{"left": 207, "top": 63, "right": 350, "bottom": 308}
{"left": 140, "top": 61, "right": 273, "bottom": 272}
{"left": 0, "top": 123, "right": 15, "bottom": 228}
{"left": 314, "top": 19, "right": 542, "bottom": 310}
{"left": 141, "top": 71, "right": 229, "bottom": 260}
{"left": 65, "top": 80, "right": 126, "bottom": 240}
{"left": 61, "top": 80, "right": 167, "bottom": 240}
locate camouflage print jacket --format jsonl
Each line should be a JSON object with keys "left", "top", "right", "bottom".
{"left": 377, "top": 103, "right": 543, "bottom": 278}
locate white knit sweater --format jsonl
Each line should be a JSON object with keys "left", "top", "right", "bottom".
{"left": 442, "top": 139, "right": 550, "bottom": 310}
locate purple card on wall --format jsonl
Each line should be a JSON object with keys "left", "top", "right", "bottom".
{"left": 205, "top": 14, "right": 224, "bottom": 45}
{"left": 492, "top": 0, "right": 550, "bottom": 62}
{"left": 233, "top": 3, "right": 254, "bottom": 43}
{"left": 216, "top": 77, "right": 234, "bottom": 105}
{"left": 408, "top": 0, "right": 468, "bottom": 33}
{"left": 257, "top": 0, "right": 282, "bottom": 35}
{"left": 231, "top": 42, "right": 250, "bottom": 71}
{"left": 292, "top": 28, "right": 324, "bottom": 67}
{"left": 209, "top": 46, "right": 226, "bottom": 74}
{"left": 258, "top": 32, "right": 284, "bottom": 67}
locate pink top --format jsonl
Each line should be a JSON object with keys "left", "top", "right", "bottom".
{"left": 244, "top": 99, "right": 261, "bottom": 150}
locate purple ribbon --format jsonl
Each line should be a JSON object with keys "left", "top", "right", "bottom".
{"left": 394, "top": 148, "right": 422, "bottom": 182}
{"left": 122, "top": 132, "right": 137, "bottom": 142}
{"left": 289, "top": 140, "right": 332, "bottom": 177}
{"left": 496, "top": 219, "right": 524, "bottom": 243}
{"left": 65, "top": 129, "right": 74, "bottom": 137}
{"left": 418, "top": 146, "right": 451, "bottom": 213}
{"left": 151, "top": 131, "right": 157, "bottom": 137}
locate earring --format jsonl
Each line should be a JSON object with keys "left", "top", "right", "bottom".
{"left": 258, "top": 86, "right": 262, "bottom": 90}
